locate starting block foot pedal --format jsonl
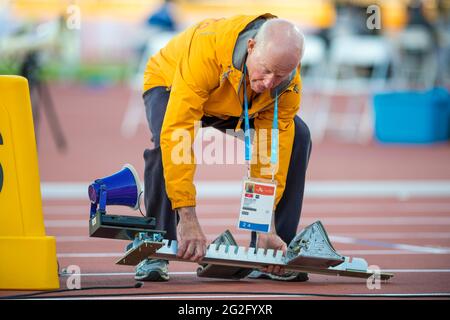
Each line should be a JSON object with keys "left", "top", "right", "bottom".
{"left": 286, "top": 221, "right": 345, "bottom": 268}
{"left": 116, "top": 239, "right": 164, "bottom": 266}
{"left": 196, "top": 230, "right": 253, "bottom": 280}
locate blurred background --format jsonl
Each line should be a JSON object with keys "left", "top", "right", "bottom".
{"left": 1, "top": 0, "right": 449, "bottom": 198}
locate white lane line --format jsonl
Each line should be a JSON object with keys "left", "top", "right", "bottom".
{"left": 43, "top": 203, "right": 450, "bottom": 215}
{"left": 58, "top": 253, "right": 121, "bottom": 258}
{"left": 384, "top": 269, "right": 450, "bottom": 273}
{"left": 41, "top": 180, "right": 450, "bottom": 200}
{"left": 340, "top": 250, "right": 450, "bottom": 255}
{"left": 303, "top": 203, "right": 450, "bottom": 213}
{"left": 56, "top": 236, "right": 91, "bottom": 242}
{"left": 56, "top": 249, "right": 450, "bottom": 258}
{"left": 56, "top": 270, "right": 450, "bottom": 278}
{"left": 47, "top": 220, "right": 88, "bottom": 227}
{"left": 305, "top": 181, "right": 450, "bottom": 198}
{"left": 58, "top": 272, "right": 197, "bottom": 277}
{"left": 329, "top": 236, "right": 450, "bottom": 254}
{"left": 44, "top": 206, "right": 90, "bottom": 215}
{"left": 45, "top": 217, "right": 450, "bottom": 228}
{"left": 330, "top": 232, "right": 450, "bottom": 240}
{"left": 381, "top": 243, "right": 450, "bottom": 254}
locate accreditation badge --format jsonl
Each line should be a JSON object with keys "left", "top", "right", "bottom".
{"left": 237, "top": 178, "right": 276, "bottom": 233}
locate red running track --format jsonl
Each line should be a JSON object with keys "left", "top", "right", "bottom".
{"left": 1, "top": 84, "right": 450, "bottom": 299}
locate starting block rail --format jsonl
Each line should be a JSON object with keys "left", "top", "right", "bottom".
{"left": 116, "top": 238, "right": 394, "bottom": 281}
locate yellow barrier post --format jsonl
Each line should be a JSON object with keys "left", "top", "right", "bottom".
{"left": 0, "top": 75, "right": 59, "bottom": 290}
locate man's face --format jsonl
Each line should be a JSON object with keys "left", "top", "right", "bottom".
{"left": 245, "top": 39, "right": 298, "bottom": 94}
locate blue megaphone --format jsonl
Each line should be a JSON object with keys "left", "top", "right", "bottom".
{"left": 88, "top": 164, "right": 142, "bottom": 218}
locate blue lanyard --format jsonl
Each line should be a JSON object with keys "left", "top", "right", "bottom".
{"left": 243, "top": 66, "right": 251, "bottom": 162}
{"left": 242, "top": 65, "right": 279, "bottom": 166}
{"left": 271, "top": 88, "right": 278, "bottom": 165}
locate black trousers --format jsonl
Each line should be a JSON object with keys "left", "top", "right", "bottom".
{"left": 143, "top": 86, "right": 312, "bottom": 247}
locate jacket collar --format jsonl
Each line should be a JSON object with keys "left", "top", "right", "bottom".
{"left": 232, "top": 17, "right": 266, "bottom": 71}
{"left": 230, "top": 16, "right": 296, "bottom": 99}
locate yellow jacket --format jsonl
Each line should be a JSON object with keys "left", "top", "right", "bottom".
{"left": 143, "top": 14, "right": 302, "bottom": 210}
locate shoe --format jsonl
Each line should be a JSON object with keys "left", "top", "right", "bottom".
{"left": 247, "top": 270, "right": 309, "bottom": 282}
{"left": 135, "top": 259, "right": 170, "bottom": 281}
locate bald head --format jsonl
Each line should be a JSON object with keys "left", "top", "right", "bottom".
{"left": 245, "top": 18, "right": 304, "bottom": 93}
{"left": 254, "top": 19, "right": 304, "bottom": 64}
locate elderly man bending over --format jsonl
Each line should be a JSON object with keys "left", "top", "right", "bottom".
{"left": 137, "top": 14, "right": 312, "bottom": 282}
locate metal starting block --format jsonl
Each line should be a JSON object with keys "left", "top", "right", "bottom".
{"left": 116, "top": 232, "right": 165, "bottom": 265}
{"left": 116, "top": 220, "right": 394, "bottom": 281}
{"left": 286, "top": 221, "right": 345, "bottom": 268}
{"left": 196, "top": 230, "right": 253, "bottom": 280}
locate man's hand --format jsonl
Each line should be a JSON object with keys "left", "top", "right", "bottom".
{"left": 176, "top": 207, "right": 207, "bottom": 262}
{"left": 257, "top": 232, "right": 287, "bottom": 275}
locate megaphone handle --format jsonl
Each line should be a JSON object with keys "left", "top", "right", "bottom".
{"left": 89, "top": 203, "right": 97, "bottom": 218}
{"left": 99, "top": 186, "right": 107, "bottom": 213}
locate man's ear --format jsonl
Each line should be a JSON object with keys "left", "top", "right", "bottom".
{"left": 247, "top": 38, "right": 256, "bottom": 53}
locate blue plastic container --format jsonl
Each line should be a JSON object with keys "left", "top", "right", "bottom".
{"left": 373, "top": 87, "right": 450, "bottom": 143}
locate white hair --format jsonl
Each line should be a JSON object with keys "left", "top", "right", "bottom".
{"left": 254, "top": 19, "right": 305, "bottom": 61}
